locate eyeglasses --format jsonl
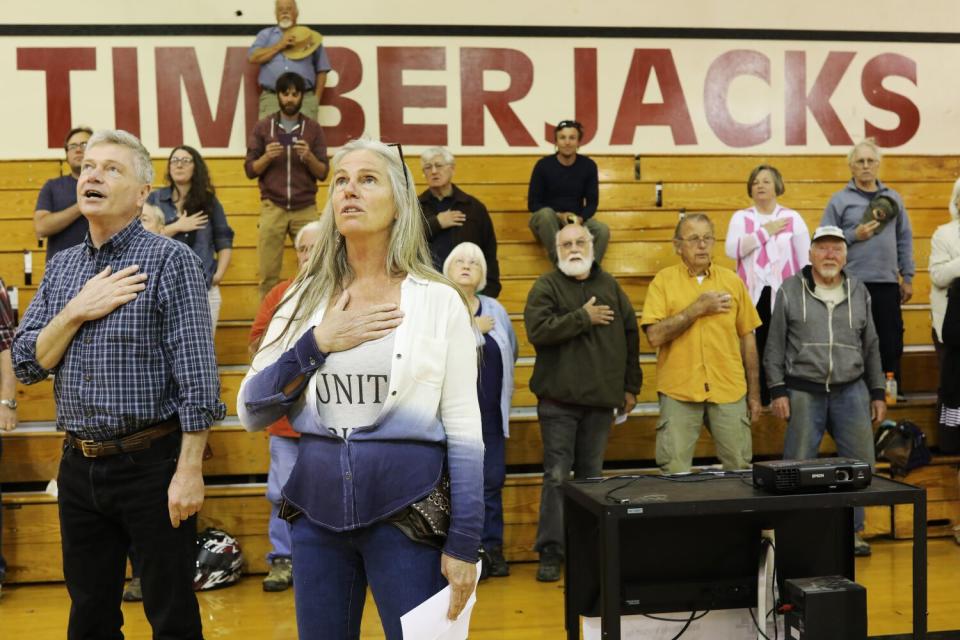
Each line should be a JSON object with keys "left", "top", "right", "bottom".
{"left": 679, "top": 235, "right": 716, "bottom": 246}
{"left": 386, "top": 142, "right": 409, "bottom": 190}
{"left": 452, "top": 258, "right": 482, "bottom": 268}
{"left": 66, "top": 142, "right": 87, "bottom": 152}
{"left": 557, "top": 239, "right": 590, "bottom": 251}
{"left": 170, "top": 157, "right": 194, "bottom": 167}
{"left": 852, "top": 158, "right": 878, "bottom": 166}
{"left": 422, "top": 162, "right": 449, "bottom": 172}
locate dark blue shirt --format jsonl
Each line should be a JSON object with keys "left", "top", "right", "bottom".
{"left": 146, "top": 187, "right": 235, "bottom": 288}
{"left": 527, "top": 154, "right": 600, "bottom": 220}
{"left": 12, "top": 220, "right": 226, "bottom": 439}
{"left": 35, "top": 175, "right": 89, "bottom": 262}
{"left": 477, "top": 301, "right": 504, "bottom": 429}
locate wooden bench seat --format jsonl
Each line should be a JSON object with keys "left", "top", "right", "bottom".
{"left": 2, "top": 346, "right": 939, "bottom": 426}
{"left": 1, "top": 398, "right": 939, "bottom": 485}
{"left": 0, "top": 476, "right": 548, "bottom": 583}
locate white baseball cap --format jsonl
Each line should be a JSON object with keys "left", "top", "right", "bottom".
{"left": 812, "top": 225, "right": 845, "bottom": 242}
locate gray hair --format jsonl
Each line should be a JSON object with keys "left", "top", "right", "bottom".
{"left": 294, "top": 220, "right": 323, "bottom": 249}
{"left": 555, "top": 224, "right": 595, "bottom": 247}
{"left": 265, "top": 138, "right": 467, "bottom": 349}
{"left": 847, "top": 137, "right": 882, "bottom": 165}
{"left": 949, "top": 177, "right": 960, "bottom": 221}
{"left": 420, "top": 146, "right": 455, "bottom": 167}
{"left": 85, "top": 129, "right": 154, "bottom": 184}
{"left": 443, "top": 241, "right": 488, "bottom": 293}
{"left": 673, "top": 212, "right": 714, "bottom": 239}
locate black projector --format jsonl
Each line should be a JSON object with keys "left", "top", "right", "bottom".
{"left": 752, "top": 458, "right": 871, "bottom": 493}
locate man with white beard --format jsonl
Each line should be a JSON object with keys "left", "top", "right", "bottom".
{"left": 523, "top": 223, "right": 641, "bottom": 582}
{"left": 764, "top": 225, "right": 886, "bottom": 556}
{"left": 641, "top": 213, "right": 762, "bottom": 475}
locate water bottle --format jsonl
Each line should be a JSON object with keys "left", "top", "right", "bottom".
{"left": 884, "top": 372, "right": 898, "bottom": 405}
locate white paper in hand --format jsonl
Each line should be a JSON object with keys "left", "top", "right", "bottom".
{"left": 400, "top": 560, "right": 482, "bottom": 640}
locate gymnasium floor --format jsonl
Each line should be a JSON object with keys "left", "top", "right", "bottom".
{"left": 1, "top": 538, "right": 958, "bottom": 639}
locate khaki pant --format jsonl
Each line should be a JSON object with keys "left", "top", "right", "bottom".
{"left": 258, "top": 90, "right": 319, "bottom": 122}
{"left": 655, "top": 393, "right": 753, "bottom": 474}
{"left": 258, "top": 200, "right": 318, "bottom": 298}
{"left": 528, "top": 207, "right": 610, "bottom": 264}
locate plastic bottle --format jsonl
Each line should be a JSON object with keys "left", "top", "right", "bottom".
{"left": 884, "top": 372, "right": 898, "bottom": 405}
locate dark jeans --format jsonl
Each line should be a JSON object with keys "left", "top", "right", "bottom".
{"left": 58, "top": 431, "right": 202, "bottom": 640}
{"left": 481, "top": 416, "right": 506, "bottom": 550}
{"left": 756, "top": 286, "right": 772, "bottom": 406}
{"left": 865, "top": 282, "right": 903, "bottom": 385}
{"left": 291, "top": 518, "right": 447, "bottom": 640}
{"left": 535, "top": 398, "right": 613, "bottom": 553}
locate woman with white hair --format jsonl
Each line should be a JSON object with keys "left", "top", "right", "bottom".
{"left": 930, "top": 177, "right": 960, "bottom": 452}
{"left": 443, "top": 241, "right": 517, "bottom": 579}
{"left": 237, "top": 139, "right": 483, "bottom": 639}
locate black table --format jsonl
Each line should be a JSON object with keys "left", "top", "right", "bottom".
{"left": 562, "top": 473, "right": 926, "bottom": 640}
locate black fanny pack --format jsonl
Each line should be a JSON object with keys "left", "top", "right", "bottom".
{"left": 387, "top": 475, "right": 451, "bottom": 550}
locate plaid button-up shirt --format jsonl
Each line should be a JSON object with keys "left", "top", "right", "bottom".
{"left": 13, "top": 219, "right": 226, "bottom": 440}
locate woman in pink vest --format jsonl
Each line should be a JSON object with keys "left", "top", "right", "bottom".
{"left": 725, "top": 164, "right": 809, "bottom": 405}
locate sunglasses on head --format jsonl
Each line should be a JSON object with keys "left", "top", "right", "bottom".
{"left": 386, "top": 142, "right": 410, "bottom": 190}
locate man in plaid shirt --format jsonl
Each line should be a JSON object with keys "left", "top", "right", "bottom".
{"left": 0, "top": 280, "right": 17, "bottom": 597}
{"left": 12, "top": 130, "right": 224, "bottom": 639}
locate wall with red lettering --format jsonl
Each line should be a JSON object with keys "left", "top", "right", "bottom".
{"left": 4, "top": 36, "right": 942, "bottom": 157}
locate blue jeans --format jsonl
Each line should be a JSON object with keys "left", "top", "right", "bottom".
{"left": 266, "top": 435, "right": 299, "bottom": 561}
{"left": 291, "top": 518, "right": 448, "bottom": 640}
{"left": 783, "top": 381, "right": 877, "bottom": 532}
{"left": 481, "top": 417, "right": 506, "bottom": 550}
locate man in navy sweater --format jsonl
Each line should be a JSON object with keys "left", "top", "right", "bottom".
{"left": 527, "top": 120, "right": 610, "bottom": 264}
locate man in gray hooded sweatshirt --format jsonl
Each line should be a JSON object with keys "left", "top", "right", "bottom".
{"left": 764, "top": 225, "right": 886, "bottom": 557}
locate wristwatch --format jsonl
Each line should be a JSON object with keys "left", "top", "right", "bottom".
{"left": 0, "top": 399, "right": 17, "bottom": 409}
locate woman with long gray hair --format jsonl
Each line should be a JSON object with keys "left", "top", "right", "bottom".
{"left": 238, "top": 139, "right": 483, "bottom": 639}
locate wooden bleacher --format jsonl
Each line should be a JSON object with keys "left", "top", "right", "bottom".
{"left": 1, "top": 154, "right": 956, "bottom": 583}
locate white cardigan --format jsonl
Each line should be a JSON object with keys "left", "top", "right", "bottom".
{"left": 930, "top": 220, "right": 960, "bottom": 341}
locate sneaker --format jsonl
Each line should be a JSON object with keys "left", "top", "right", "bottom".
{"left": 536, "top": 545, "right": 563, "bottom": 582}
{"left": 854, "top": 533, "right": 872, "bottom": 557}
{"left": 122, "top": 577, "right": 142, "bottom": 602}
{"left": 478, "top": 549, "right": 490, "bottom": 581}
{"left": 486, "top": 546, "right": 510, "bottom": 578}
{"left": 263, "top": 557, "right": 293, "bottom": 592}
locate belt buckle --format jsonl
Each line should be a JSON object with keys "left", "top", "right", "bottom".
{"left": 79, "top": 439, "right": 102, "bottom": 458}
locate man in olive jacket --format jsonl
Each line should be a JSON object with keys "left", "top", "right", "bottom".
{"left": 523, "top": 223, "right": 641, "bottom": 582}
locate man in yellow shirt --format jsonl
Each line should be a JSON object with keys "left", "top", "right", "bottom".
{"left": 641, "top": 214, "right": 762, "bottom": 473}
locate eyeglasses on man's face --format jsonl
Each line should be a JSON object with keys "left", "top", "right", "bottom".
{"left": 852, "top": 157, "right": 878, "bottom": 167}
{"left": 679, "top": 235, "right": 716, "bottom": 246}
{"left": 66, "top": 142, "right": 87, "bottom": 152}
{"left": 422, "top": 162, "right": 449, "bottom": 173}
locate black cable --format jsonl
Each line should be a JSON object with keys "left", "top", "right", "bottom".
{"left": 748, "top": 608, "right": 773, "bottom": 640}
{"left": 604, "top": 471, "right": 753, "bottom": 503}
{"left": 603, "top": 478, "right": 639, "bottom": 504}
{"left": 669, "top": 610, "right": 697, "bottom": 640}
{"left": 641, "top": 610, "right": 710, "bottom": 623}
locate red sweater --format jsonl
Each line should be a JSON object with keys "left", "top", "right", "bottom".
{"left": 249, "top": 279, "right": 299, "bottom": 438}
